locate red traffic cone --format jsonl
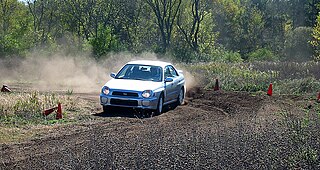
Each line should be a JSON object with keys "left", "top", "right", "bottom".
{"left": 43, "top": 107, "right": 58, "bottom": 116}
{"left": 214, "top": 79, "right": 220, "bottom": 91}
{"left": 317, "top": 92, "right": 320, "bottom": 103}
{"left": 56, "top": 103, "right": 62, "bottom": 119}
{"left": 267, "top": 83, "right": 272, "bottom": 96}
{"left": 1, "top": 85, "right": 11, "bottom": 92}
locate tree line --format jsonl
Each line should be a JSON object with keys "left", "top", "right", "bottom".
{"left": 1, "top": 0, "right": 320, "bottom": 62}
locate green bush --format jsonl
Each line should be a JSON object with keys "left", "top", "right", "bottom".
{"left": 284, "top": 27, "right": 314, "bottom": 61}
{"left": 89, "top": 25, "right": 123, "bottom": 58}
{"left": 211, "top": 48, "right": 243, "bottom": 63}
{"left": 171, "top": 46, "right": 243, "bottom": 63}
{"left": 247, "top": 48, "right": 278, "bottom": 61}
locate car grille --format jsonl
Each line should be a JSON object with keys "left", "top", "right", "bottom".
{"left": 112, "top": 91, "right": 139, "bottom": 97}
{"left": 110, "top": 99, "right": 138, "bottom": 106}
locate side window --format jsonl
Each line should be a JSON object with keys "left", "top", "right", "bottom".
{"left": 164, "top": 65, "right": 178, "bottom": 78}
{"left": 168, "top": 66, "right": 178, "bottom": 77}
{"left": 164, "top": 66, "right": 172, "bottom": 78}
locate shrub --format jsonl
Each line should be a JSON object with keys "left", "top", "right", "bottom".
{"left": 284, "top": 27, "right": 313, "bottom": 61}
{"left": 209, "top": 48, "right": 243, "bottom": 63}
{"left": 247, "top": 48, "right": 278, "bottom": 61}
{"left": 89, "top": 25, "right": 122, "bottom": 59}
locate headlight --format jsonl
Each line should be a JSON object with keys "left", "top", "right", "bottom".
{"left": 102, "top": 86, "right": 110, "bottom": 95}
{"left": 142, "top": 90, "right": 153, "bottom": 98}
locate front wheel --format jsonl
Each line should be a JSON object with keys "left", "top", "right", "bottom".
{"left": 103, "top": 106, "right": 111, "bottom": 113}
{"left": 155, "top": 94, "right": 164, "bottom": 115}
{"left": 176, "top": 88, "right": 184, "bottom": 106}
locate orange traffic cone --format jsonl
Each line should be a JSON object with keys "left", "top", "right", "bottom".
{"left": 267, "top": 83, "right": 272, "bottom": 96}
{"left": 56, "top": 103, "right": 62, "bottom": 119}
{"left": 43, "top": 107, "right": 58, "bottom": 116}
{"left": 317, "top": 92, "right": 320, "bottom": 103}
{"left": 1, "top": 85, "right": 11, "bottom": 92}
{"left": 214, "top": 79, "right": 220, "bottom": 91}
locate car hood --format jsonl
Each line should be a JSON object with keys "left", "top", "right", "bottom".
{"left": 104, "top": 79, "right": 163, "bottom": 91}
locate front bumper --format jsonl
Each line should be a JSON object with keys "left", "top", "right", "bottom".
{"left": 100, "top": 91, "right": 158, "bottom": 110}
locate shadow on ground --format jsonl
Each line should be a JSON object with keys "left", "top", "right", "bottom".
{"left": 93, "top": 105, "right": 176, "bottom": 119}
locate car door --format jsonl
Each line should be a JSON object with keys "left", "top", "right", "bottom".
{"left": 164, "top": 65, "right": 179, "bottom": 103}
{"left": 168, "top": 66, "right": 183, "bottom": 99}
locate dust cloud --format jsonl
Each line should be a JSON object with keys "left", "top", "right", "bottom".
{"left": 0, "top": 52, "right": 196, "bottom": 93}
{"left": 182, "top": 70, "right": 197, "bottom": 92}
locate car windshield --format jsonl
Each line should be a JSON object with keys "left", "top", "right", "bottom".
{"left": 115, "top": 64, "right": 163, "bottom": 82}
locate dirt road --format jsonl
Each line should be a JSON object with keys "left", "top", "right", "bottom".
{"left": 0, "top": 88, "right": 317, "bottom": 169}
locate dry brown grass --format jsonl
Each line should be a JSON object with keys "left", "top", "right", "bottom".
{"left": 0, "top": 91, "right": 96, "bottom": 143}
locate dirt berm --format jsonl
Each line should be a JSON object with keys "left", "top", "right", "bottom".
{"left": 0, "top": 88, "right": 311, "bottom": 169}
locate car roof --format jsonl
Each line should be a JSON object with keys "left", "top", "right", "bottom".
{"left": 126, "top": 60, "right": 172, "bottom": 68}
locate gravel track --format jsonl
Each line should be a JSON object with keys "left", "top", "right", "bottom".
{"left": 1, "top": 89, "right": 318, "bottom": 169}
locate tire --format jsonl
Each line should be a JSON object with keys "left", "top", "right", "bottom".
{"left": 103, "top": 106, "right": 110, "bottom": 113}
{"left": 176, "top": 88, "right": 184, "bottom": 106}
{"left": 155, "top": 94, "right": 164, "bottom": 115}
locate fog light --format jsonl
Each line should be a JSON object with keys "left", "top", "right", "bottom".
{"left": 142, "top": 100, "right": 150, "bottom": 106}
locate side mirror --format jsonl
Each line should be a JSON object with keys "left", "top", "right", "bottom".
{"left": 165, "top": 77, "right": 173, "bottom": 82}
{"left": 110, "top": 73, "right": 116, "bottom": 78}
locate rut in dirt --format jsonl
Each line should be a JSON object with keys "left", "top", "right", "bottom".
{"left": 187, "top": 87, "right": 265, "bottom": 116}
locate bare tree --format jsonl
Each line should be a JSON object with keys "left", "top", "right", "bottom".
{"left": 26, "top": 0, "right": 57, "bottom": 46}
{"left": 0, "top": 0, "right": 10, "bottom": 34}
{"left": 177, "top": 0, "right": 209, "bottom": 52}
{"left": 145, "top": 0, "right": 182, "bottom": 52}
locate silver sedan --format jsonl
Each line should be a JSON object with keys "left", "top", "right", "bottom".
{"left": 100, "top": 60, "right": 185, "bottom": 114}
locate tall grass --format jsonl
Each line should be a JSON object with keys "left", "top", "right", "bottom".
{"left": 189, "top": 61, "right": 320, "bottom": 94}
{"left": 277, "top": 103, "right": 320, "bottom": 168}
{"left": 0, "top": 91, "right": 91, "bottom": 126}
{"left": 251, "top": 61, "right": 320, "bottom": 80}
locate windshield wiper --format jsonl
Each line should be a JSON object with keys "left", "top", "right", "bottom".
{"left": 133, "top": 78, "right": 146, "bottom": 81}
